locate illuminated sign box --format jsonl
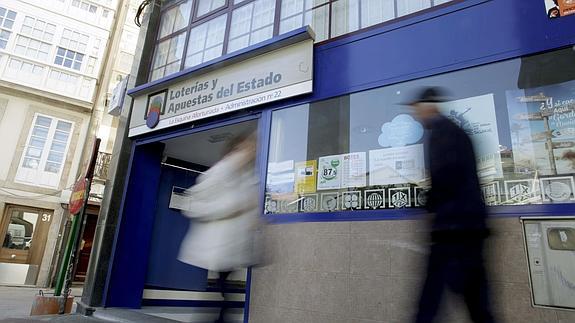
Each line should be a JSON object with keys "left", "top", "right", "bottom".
{"left": 128, "top": 29, "right": 314, "bottom": 137}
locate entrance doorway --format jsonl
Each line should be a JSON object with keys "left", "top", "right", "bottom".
{"left": 141, "top": 119, "right": 258, "bottom": 322}
{"left": 0, "top": 204, "right": 53, "bottom": 285}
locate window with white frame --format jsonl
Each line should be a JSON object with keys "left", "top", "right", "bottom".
{"left": 15, "top": 114, "right": 74, "bottom": 188}
{"left": 48, "top": 69, "right": 79, "bottom": 96}
{"left": 7, "top": 58, "right": 44, "bottom": 75}
{"left": 0, "top": 6, "right": 17, "bottom": 49}
{"left": 5, "top": 58, "right": 44, "bottom": 85}
{"left": 14, "top": 35, "right": 51, "bottom": 61}
{"left": 227, "top": 0, "right": 276, "bottom": 53}
{"left": 57, "top": 29, "right": 88, "bottom": 70}
{"left": 20, "top": 16, "right": 57, "bottom": 42}
{"left": 72, "top": 0, "right": 98, "bottom": 14}
{"left": 91, "top": 38, "right": 101, "bottom": 56}
{"left": 86, "top": 56, "right": 97, "bottom": 74}
{"left": 60, "top": 29, "right": 89, "bottom": 53}
{"left": 54, "top": 47, "right": 84, "bottom": 70}
{"left": 0, "top": 6, "right": 17, "bottom": 29}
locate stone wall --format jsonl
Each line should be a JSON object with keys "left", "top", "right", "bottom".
{"left": 249, "top": 218, "right": 575, "bottom": 323}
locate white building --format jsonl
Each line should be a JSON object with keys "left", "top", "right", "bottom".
{"left": 0, "top": 0, "right": 138, "bottom": 287}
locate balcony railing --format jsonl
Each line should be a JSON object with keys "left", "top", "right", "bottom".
{"left": 94, "top": 152, "right": 112, "bottom": 180}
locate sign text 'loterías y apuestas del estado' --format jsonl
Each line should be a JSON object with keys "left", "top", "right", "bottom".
{"left": 128, "top": 38, "right": 313, "bottom": 137}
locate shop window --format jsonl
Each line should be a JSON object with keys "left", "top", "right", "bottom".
{"left": 15, "top": 114, "right": 74, "bottom": 188}
{"left": 14, "top": 35, "right": 51, "bottom": 61}
{"left": 265, "top": 47, "right": 575, "bottom": 215}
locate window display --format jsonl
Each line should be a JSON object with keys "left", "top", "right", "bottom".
{"left": 264, "top": 47, "right": 575, "bottom": 214}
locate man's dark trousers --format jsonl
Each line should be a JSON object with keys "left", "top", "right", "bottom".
{"left": 415, "top": 236, "right": 495, "bottom": 323}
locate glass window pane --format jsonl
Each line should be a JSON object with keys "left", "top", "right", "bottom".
{"left": 228, "top": 0, "right": 275, "bottom": 53}
{"left": 397, "top": 0, "right": 431, "bottom": 17}
{"left": 2, "top": 210, "right": 38, "bottom": 250}
{"left": 32, "top": 126, "right": 48, "bottom": 138}
{"left": 44, "top": 162, "right": 61, "bottom": 173}
{"left": 22, "top": 157, "right": 40, "bottom": 169}
{"left": 228, "top": 35, "right": 250, "bottom": 53}
{"left": 361, "top": 0, "right": 395, "bottom": 27}
{"left": 26, "top": 147, "right": 42, "bottom": 158}
{"left": 36, "top": 116, "right": 52, "bottom": 127}
{"left": 265, "top": 47, "right": 575, "bottom": 215}
{"left": 153, "top": 39, "right": 170, "bottom": 68}
{"left": 185, "top": 14, "right": 226, "bottom": 68}
{"left": 56, "top": 121, "right": 72, "bottom": 132}
{"left": 159, "top": 0, "right": 192, "bottom": 38}
{"left": 197, "top": 0, "right": 226, "bottom": 17}
{"left": 54, "top": 131, "right": 70, "bottom": 142}
{"left": 50, "top": 141, "right": 67, "bottom": 152}
{"left": 331, "top": 0, "right": 360, "bottom": 38}
{"left": 47, "top": 151, "right": 64, "bottom": 163}
{"left": 29, "top": 137, "right": 46, "bottom": 148}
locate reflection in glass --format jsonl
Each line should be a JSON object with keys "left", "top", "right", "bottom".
{"left": 265, "top": 47, "right": 575, "bottom": 215}
{"left": 3, "top": 211, "right": 37, "bottom": 250}
{"left": 185, "top": 14, "right": 227, "bottom": 68}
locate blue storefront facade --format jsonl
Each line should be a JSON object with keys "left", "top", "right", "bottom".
{"left": 86, "top": 0, "right": 575, "bottom": 322}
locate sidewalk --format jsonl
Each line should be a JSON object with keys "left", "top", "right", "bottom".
{"left": 0, "top": 285, "right": 83, "bottom": 321}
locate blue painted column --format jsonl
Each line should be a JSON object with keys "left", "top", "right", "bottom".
{"left": 104, "top": 142, "right": 164, "bottom": 308}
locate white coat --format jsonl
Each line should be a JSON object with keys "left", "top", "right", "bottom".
{"left": 177, "top": 149, "right": 261, "bottom": 272}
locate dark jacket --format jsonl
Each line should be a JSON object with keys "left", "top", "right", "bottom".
{"left": 426, "top": 115, "right": 488, "bottom": 239}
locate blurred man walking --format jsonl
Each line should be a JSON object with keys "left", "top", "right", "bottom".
{"left": 407, "top": 87, "right": 495, "bottom": 323}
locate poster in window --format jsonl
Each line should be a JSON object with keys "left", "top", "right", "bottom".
{"left": 506, "top": 80, "right": 575, "bottom": 176}
{"left": 317, "top": 155, "right": 342, "bottom": 190}
{"left": 545, "top": 0, "right": 575, "bottom": 18}
{"left": 267, "top": 160, "right": 295, "bottom": 194}
{"left": 342, "top": 152, "right": 367, "bottom": 188}
{"left": 294, "top": 160, "right": 317, "bottom": 194}
{"left": 439, "top": 93, "right": 502, "bottom": 180}
{"left": 369, "top": 144, "right": 425, "bottom": 186}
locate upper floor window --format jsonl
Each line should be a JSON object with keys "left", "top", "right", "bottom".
{"left": 60, "top": 29, "right": 89, "bottom": 53}
{"left": 0, "top": 7, "right": 17, "bottom": 30}
{"left": 54, "top": 47, "right": 84, "bottom": 70}
{"left": 72, "top": 0, "right": 98, "bottom": 14}
{"left": 21, "top": 16, "right": 57, "bottom": 42}
{"left": 150, "top": 0, "right": 454, "bottom": 81}
{"left": 197, "top": 0, "right": 226, "bottom": 17}
{"left": 14, "top": 35, "right": 51, "bottom": 61}
{"left": 15, "top": 114, "right": 74, "bottom": 188}
{"left": 0, "top": 6, "right": 17, "bottom": 49}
